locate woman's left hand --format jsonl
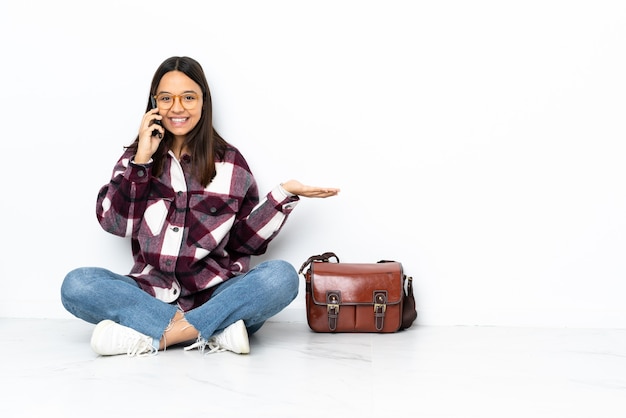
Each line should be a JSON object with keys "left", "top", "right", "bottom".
{"left": 281, "top": 180, "right": 340, "bottom": 198}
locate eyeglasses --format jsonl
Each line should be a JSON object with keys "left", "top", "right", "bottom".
{"left": 153, "top": 92, "right": 201, "bottom": 110}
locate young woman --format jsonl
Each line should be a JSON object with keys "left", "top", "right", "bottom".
{"left": 61, "top": 56, "right": 339, "bottom": 357}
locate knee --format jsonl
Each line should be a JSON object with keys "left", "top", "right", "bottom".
{"left": 60, "top": 268, "right": 84, "bottom": 303}
{"left": 60, "top": 267, "right": 99, "bottom": 303}
{"left": 256, "top": 259, "right": 299, "bottom": 297}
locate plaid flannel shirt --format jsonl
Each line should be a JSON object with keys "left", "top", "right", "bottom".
{"left": 96, "top": 145, "right": 299, "bottom": 311}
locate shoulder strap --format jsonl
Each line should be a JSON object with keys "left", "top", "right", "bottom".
{"left": 298, "top": 252, "right": 339, "bottom": 274}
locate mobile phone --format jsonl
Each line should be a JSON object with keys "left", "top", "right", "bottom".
{"left": 150, "top": 96, "right": 163, "bottom": 138}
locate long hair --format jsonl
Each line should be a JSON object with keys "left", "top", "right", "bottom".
{"left": 126, "top": 56, "right": 229, "bottom": 187}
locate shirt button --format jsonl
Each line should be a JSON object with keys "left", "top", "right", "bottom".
{"left": 177, "top": 191, "right": 183, "bottom": 196}
{"left": 172, "top": 227, "right": 179, "bottom": 232}
{"left": 137, "top": 170, "right": 145, "bottom": 177}
{"left": 210, "top": 207, "right": 217, "bottom": 213}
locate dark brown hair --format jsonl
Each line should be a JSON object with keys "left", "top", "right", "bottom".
{"left": 127, "top": 56, "right": 229, "bottom": 187}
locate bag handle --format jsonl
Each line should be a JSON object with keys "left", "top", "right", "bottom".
{"left": 299, "top": 254, "right": 396, "bottom": 275}
{"left": 298, "top": 251, "right": 339, "bottom": 275}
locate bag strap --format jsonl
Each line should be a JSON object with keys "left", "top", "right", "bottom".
{"left": 298, "top": 251, "right": 339, "bottom": 275}
{"left": 378, "top": 259, "right": 418, "bottom": 328}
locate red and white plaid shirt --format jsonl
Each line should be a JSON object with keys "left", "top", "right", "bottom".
{"left": 96, "top": 145, "right": 299, "bottom": 311}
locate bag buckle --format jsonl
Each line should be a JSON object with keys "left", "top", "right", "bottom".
{"left": 373, "top": 291, "right": 387, "bottom": 331}
{"left": 326, "top": 291, "right": 341, "bottom": 332}
{"left": 327, "top": 303, "right": 340, "bottom": 313}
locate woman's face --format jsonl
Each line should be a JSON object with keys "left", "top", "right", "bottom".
{"left": 154, "top": 70, "right": 203, "bottom": 139}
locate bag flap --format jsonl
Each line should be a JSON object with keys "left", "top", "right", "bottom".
{"left": 309, "top": 261, "right": 404, "bottom": 305}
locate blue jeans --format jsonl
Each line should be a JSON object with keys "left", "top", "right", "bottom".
{"left": 60, "top": 260, "right": 299, "bottom": 341}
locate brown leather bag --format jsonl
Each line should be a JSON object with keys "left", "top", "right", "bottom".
{"left": 298, "top": 252, "right": 418, "bottom": 333}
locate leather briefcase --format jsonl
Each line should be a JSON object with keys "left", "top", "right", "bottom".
{"left": 298, "top": 252, "right": 417, "bottom": 333}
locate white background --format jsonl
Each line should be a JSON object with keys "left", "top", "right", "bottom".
{"left": 1, "top": 0, "right": 624, "bottom": 328}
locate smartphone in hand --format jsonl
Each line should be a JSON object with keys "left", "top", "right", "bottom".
{"left": 150, "top": 96, "right": 163, "bottom": 139}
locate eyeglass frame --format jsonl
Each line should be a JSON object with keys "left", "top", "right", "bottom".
{"left": 152, "top": 92, "right": 202, "bottom": 110}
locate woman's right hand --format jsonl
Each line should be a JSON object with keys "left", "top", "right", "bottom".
{"left": 135, "top": 108, "right": 163, "bottom": 164}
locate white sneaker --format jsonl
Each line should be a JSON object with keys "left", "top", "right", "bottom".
{"left": 91, "top": 320, "right": 157, "bottom": 357}
{"left": 184, "top": 319, "right": 250, "bottom": 354}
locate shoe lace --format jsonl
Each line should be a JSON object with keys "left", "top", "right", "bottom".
{"left": 127, "top": 337, "right": 157, "bottom": 357}
{"left": 184, "top": 336, "right": 208, "bottom": 353}
{"left": 206, "top": 340, "right": 227, "bottom": 354}
{"left": 183, "top": 336, "right": 225, "bottom": 355}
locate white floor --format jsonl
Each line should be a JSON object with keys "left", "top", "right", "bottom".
{"left": 2, "top": 318, "right": 626, "bottom": 418}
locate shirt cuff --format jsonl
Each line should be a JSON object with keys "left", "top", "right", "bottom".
{"left": 279, "top": 183, "right": 296, "bottom": 197}
{"left": 131, "top": 158, "right": 154, "bottom": 166}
